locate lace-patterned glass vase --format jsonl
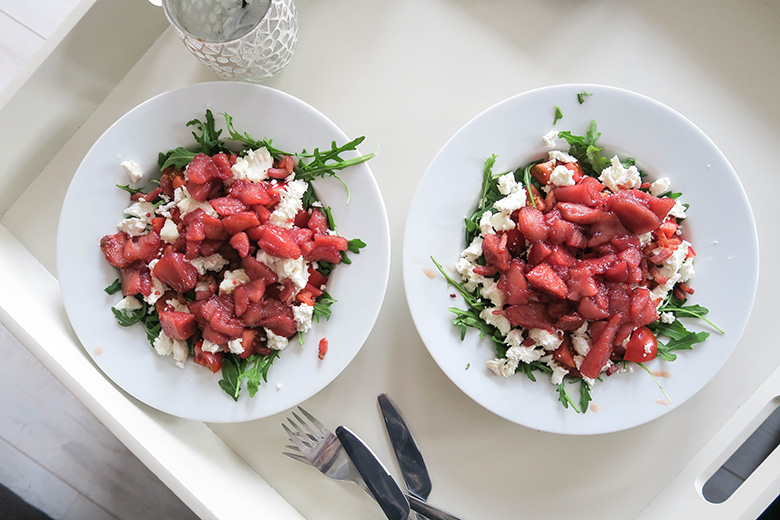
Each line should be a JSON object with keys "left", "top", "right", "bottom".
{"left": 162, "top": 0, "right": 298, "bottom": 83}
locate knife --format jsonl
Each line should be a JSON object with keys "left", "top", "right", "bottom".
{"left": 336, "top": 426, "right": 411, "bottom": 520}
{"left": 378, "top": 393, "right": 433, "bottom": 501}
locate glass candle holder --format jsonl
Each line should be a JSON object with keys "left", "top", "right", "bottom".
{"left": 162, "top": 0, "right": 298, "bottom": 83}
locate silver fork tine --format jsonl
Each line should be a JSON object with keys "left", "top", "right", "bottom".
{"left": 285, "top": 444, "right": 302, "bottom": 452}
{"left": 286, "top": 416, "right": 317, "bottom": 444}
{"left": 282, "top": 451, "right": 310, "bottom": 464}
{"left": 291, "top": 410, "right": 321, "bottom": 441}
{"left": 282, "top": 423, "right": 312, "bottom": 454}
{"left": 297, "top": 406, "right": 327, "bottom": 435}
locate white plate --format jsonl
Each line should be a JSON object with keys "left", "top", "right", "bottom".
{"left": 57, "top": 82, "right": 390, "bottom": 423}
{"left": 403, "top": 84, "right": 758, "bottom": 434}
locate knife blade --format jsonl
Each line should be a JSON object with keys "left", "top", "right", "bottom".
{"left": 378, "top": 393, "right": 433, "bottom": 501}
{"left": 336, "top": 426, "right": 411, "bottom": 520}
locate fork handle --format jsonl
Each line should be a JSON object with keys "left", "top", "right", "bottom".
{"left": 407, "top": 493, "right": 465, "bottom": 520}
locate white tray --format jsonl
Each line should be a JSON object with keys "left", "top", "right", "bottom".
{"left": 1, "top": 0, "right": 779, "bottom": 518}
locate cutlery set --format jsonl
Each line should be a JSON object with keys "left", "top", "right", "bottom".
{"left": 283, "top": 394, "right": 464, "bottom": 520}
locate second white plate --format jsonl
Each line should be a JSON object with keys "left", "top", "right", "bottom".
{"left": 403, "top": 84, "right": 758, "bottom": 434}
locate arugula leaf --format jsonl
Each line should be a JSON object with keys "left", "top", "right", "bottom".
{"left": 142, "top": 310, "right": 162, "bottom": 346}
{"left": 577, "top": 91, "right": 593, "bottom": 104}
{"left": 116, "top": 184, "right": 145, "bottom": 196}
{"left": 187, "top": 109, "right": 230, "bottom": 155}
{"left": 313, "top": 292, "right": 337, "bottom": 322}
{"left": 294, "top": 137, "right": 375, "bottom": 183}
{"left": 658, "top": 297, "right": 724, "bottom": 334}
{"left": 515, "top": 360, "right": 551, "bottom": 382}
{"left": 579, "top": 381, "right": 592, "bottom": 413}
{"left": 159, "top": 147, "right": 197, "bottom": 172}
{"left": 243, "top": 352, "right": 280, "bottom": 397}
{"left": 111, "top": 303, "right": 146, "bottom": 327}
{"left": 585, "top": 120, "right": 601, "bottom": 146}
{"left": 465, "top": 155, "right": 503, "bottom": 244}
{"left": 637, "top": 362, "right": 672, "bottom": 403}
{"left": 431, "top": 257, "right": 487, "bottom": 311}
{"left": 347, "top": 238, "right": 366, "bottom": 254}
{"left": 558, "top": 121, "right": 609, "bottom": 177}
{"left": 224, "top": 112, "right": 374, "bottom": 203}
{"left": 522, "top": 162, "right": 539, "bottom": 209}
{"left": 479, "top": 155, "right": 499, "bottom": 210}
{"left": 224, "top": 113, "right": 280, "bottom": 154}
{"left": 449, "top": 307, "right": 503, "bottom": 346}
{"left": 218, "top": 356, "right": 242, "bottom": 401}
{"left": 339, "top": 237, "right": 366, "bottom": 265}
{"left": 556, "top": 381, "right": 581, "bottom": 413}
{"left": 553, "top": 105, "right": 563, "bottom": 125}
{"left": 219, "top": 352, "right": 280, "bottom": 401}
{"left": 323, "top": 206, "right": 336, "bottom": 230}
{"left": 317, "top": 261, "right": 336, "bottom": 276}
{"left": 104, "top": 279, "right": 122, "bottom": 295}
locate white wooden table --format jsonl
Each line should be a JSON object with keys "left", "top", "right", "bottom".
{"left": 1, "top": 0, "right": 779, "bottom": 518}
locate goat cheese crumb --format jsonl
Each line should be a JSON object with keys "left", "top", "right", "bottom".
{"left": 493, "top": 189, "right": 527, "bottom": 214}
{"left": 219, "top": 269, "right": 250, "bottom": 294}
{"left": 144, "top": 259, "right": 167, "bottom": 305}
{"left": 256, "top": 250, "right": 310, "bottom": 293}
{"left": 479, "top": 211, "right": 495, "bottom": 236}
{"left": 153, "top": 331, "right": 189, "bottom": 368}
{"left": 269, "top": 179, "right": 308, "bottom": 228}
{"left": 529, "top": 328, "right": 563, "bottom": 350}
{"left": 231, "top": 147, "right": 273, "bottom": 182}
{"left": 490, "top": 212, "right": 516, "bottom": 231}
{"left": 121, "top": 160, "right": 144, "bottom": 183}
{"left": 550, "top": 165, "right": 575, "bottom": 187}
{"left": 548, "top": 361, "right": 569, "bottom": 385}
{"left": 668, "top": 199, "right": 687, "bottom": 219}
{"left": 543, "top": 130, "right": 560, "bottom": 148}
{"left": 649, "top": 177, "right": 671, "bottom": 197}
{"left": 174, "top": 186, "right": 218, "bottom": 217}
{"left": 160, "top": 218, "right": 180, "bottom": 243}
{"left": 660, "top": 311, "right": 675, "bottom": 324}
{"left": 599, "top": 155, "right": 642, "bottom": 192}
{"left": 117, "top": 217, "right": 148, "bottom": 237}
{"left": 461, "top": 237, "right": 484, "bottom": 262}
{"left": 114, "top": 295, "right": 143, "bottom": 312}
{"left": 190, "top": 254, "right": 229, "bottom": 276}
{"left": 201, "top": 339, "right": 221, "bottom": 353}
{"left": 293, "top": 304, "right": 314, "bottom": 333}
{"left": 486, "top": 357, "right": 518, "bottom": 377}
{"left": 506, "top": 344, "right": 543, "bottom": 364}
{"left": 479, "top": 306, "right": 511, "bottom": 335}
{"left": 549, "top": 150, "right": 578, "bottom": 164}
{"left": 497, "top": 172, "right": 521, "bottom": 196}
{"left": 265, "top": 328, "right": 289, "bottom": 351}
{"left": 227, "top": 337, "right": 245, "bottom": 355}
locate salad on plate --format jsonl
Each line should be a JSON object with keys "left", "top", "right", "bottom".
{"left": 435, "top": 109, "right": 721, "bottom": 413}
{"left": 99, "top": 110, "right": 372, "bottom": 401}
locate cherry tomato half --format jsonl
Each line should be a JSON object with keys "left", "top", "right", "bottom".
{"left": 623, "top": 326, "right": 658, "bottom": 363}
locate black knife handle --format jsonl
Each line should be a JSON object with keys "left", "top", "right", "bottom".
{"left": 408, "top": 494, "right": 465, "bottom": 520}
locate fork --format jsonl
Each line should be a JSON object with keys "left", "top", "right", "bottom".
{"left": 282, "top": 407, "right": 463, "bottom": 520}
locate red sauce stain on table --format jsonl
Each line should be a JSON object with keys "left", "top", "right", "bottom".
{"left": 589, "top": 403, "right": 600, "bottom": 413}
{"left": 422, "top": 267, "right": 436, "bottom": 279}
{"left": 318, "top": 338, "right": 328, "bottom": 360}
{"left": 655, "top": 399, "right": 671, "bottom": 406}
{"left": 652, "top": 370, "right": 673, "bottom": 378}
{"left": 94, "top": 346, "right": 104, "bottom": 355}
